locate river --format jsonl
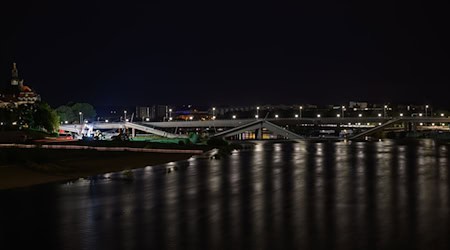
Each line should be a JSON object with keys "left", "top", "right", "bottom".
{"left": 1, "top": 140, "right": 450, "bottom": 249}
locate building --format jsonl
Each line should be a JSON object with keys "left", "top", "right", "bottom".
{"left": 0, "top": 63, "right": 40, "bottom": 108}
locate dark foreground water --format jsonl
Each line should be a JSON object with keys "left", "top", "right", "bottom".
{"left": 1, "top": 140, "right": 450, "bottom": 250}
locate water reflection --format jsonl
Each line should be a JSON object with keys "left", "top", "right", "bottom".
{"left": 1, "top": 140, "right": 450, "bottom": 249}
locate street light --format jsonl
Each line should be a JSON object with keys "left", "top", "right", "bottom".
{"left": 441, "top": 113, "right": 445, "bottom": 117}
{"left": 336, "top": 114, "right": 341, "bottom": 118}
{"left": 232, "top": 115, "right": 237, "bottom": 119}
{"left": 419, "top": 113, "right": 423, "bottom": 117}
{"left": 295, "top": 114, "right": 299, "bottom": 118}
{"left": 300, "top": 106, "right": 303, "bottom": 118}
{"left": 378, "top": 113, "right": 382, "bottom": 117}
{"left": 341, "top": 106, "right": 345, "bottom": 118}
{"left": 169, "top": 108, "right": 172, "bottom": 120}
{"left": 384, "top": 105, "right": 388, "bottom": 117}
{"left": 256, "top": 106, "right": 260, "bottom": 118}
{"left": 275, "top": 114, "right": 279, "bottom": 118}
{"left": 212, "top": 107, "right": 215, "bottom": 117}
{"left": 425, "top": 105, "right": 429, "bottom": 117}
{"left": 255, "top": 115, "right": 259, "bottom": 119}
{"left": 400, "top": 113, "right": 404, "bottom": 117}
{"left": 124, "top": 110, "right": 127, "bottom": 121}
{"left": 317, "top": 114, "right": 321, "bottom": 118}
{"left": 79, "top": 112, "right": 83, "bottom": 124}
{"left": 358, "top": 114, "right": 362, "bottom": 117}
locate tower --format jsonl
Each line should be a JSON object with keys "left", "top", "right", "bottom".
{"left": 11, "top": 63, "right": 20, "bottom": 86}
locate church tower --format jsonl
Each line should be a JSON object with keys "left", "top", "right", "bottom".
{"left": 11, "top": 63, "right": 20, "bottom": 86}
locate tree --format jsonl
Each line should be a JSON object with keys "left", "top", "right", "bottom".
{"left": 32, "top": 102, "right": 60, "bottom": 133}
{"left": 55, "top": 105, "right": 76, "bottom": 123}
{"left": 70, "top": 103, "right": 96, "bottom": 121}
{"left": 55, "top": 102, "right": 97, "bottom": 123}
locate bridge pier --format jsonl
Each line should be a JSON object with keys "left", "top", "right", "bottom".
{"left": 132, "top": 128, "right": 136, "bottom": 138}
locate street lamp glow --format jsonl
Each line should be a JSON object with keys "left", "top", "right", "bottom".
{"left": 419, "top": 113, "right": 423, "bottom": 117}
{"left": 232, "top": 115, "right": 237, "bottom": 119}
{"left": 400, "top": 113, "right": 404, "bottom": 117}
{"left": 145, "top": 118, "right": 150, "bottom": 121}
{"left": 378, "top": 113, "right": 382, "bottom": 117}
{"left": 336, "top": 114, "right": 340, "bottom": 118}
{"left": 432, "top": 123, "right": 435, "bottom": 126}
{"left": 358, "top": 114, "right": 362, "bottom": 117}
{"left": 64, "top": 120, "right": 68, "bottom": 124}
{"left": 317, "top": 114, "right": 321, "bottom": 118}
{"left": 275, "top": 114, "right": 279, "bottom": 118}
{"left": 255, "top": 115, "right": 259, "bottom": 119}
{"left": 299, "top": 106, "right": 303, "bottom": 118}
{"left": 212, "top": 116, "right": 216, "bottom": 120}
{"left": 169, "top": 117, "right": 173, "bottom": 121}
{"left": 105, "top": 120, "right": 109, "bottom": 123}
{"left": 257, "top": 106, "right": 260, "bottom": 110}
{"left": 295, "top": 114, "right": 299, "bottom": 118}
{"left": 189, "top": 116, "right": 193, "bottom": 120}
{"left": 420, "top": 123, "right": 423, "bottom": 126}
{"left": 441, "top": 113, "right": 445, "bottom": 117}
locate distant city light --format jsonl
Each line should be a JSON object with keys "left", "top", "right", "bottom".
{"left": 419, "top": 113, "right": 423, "bottom": 117}
{"left": 64, "top": 120, "right": 68, "bottom": 124}
{"left": 255, "top": 115, "right": 258, "bottom": 119}
{"left": 336, "top": 114, "right": 340, "bottom": 117}
{"left": 441, "top": 113, "right": 445, "bottom": 117}
{"left": 317, "top": 114, "right": 321, "bottom": 118}
{"left": 257, "top": 106, "right": 260, "bottom": 110}
{"left": 400, "top": 113, "right": 404, "bottom": 117}
{"left": 169, "top": 117, "right": 173, "bottom": 121}
{"left": 378, "top": 123, "right": 382, "bottom": 125}
{"left": 420, "top": 123, "right": 423, "bottom": 126}
{"left": 275, "top": 114, "right": 279, "bottom": 118}
{"left": 189, "top": 116, "right": 193, "bottom": 120}
{"left": 432, "top": 123, "right": 435, "bottom": 126}
{"left": 145, "top": 118, "right": 150, "bottom": 121}
{"left": 232, "top": 115, "right": 236, "bottom": 119}
{"left": 85, "top": 120, "right": 89, "bottom": 123}
{"left": 378, "top": 113, "right": 382, "bottom": 117}
{"left": 12, "top": 121, "right": 17, "bottom": 125}
{"left": 295, "top": 114, "right": 299, "bottom": 118}
{"left": 358, "top": 114, "right": 362, "bottom": 117}
{"left": 212, "top": 116, "right": 216, "bottom": 120}
{"left": 105, "top": 120, "right": 109, "bottom": 123}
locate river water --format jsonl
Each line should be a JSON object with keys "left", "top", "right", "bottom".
{"left": 1, "top": 140, "right": 450, "bottom": 250}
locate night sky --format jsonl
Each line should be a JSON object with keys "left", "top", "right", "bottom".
{"left": 0, "top": 1, "right": 448, "bottom": 107}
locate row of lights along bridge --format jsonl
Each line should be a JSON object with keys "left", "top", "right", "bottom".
{"left": 103, "top": 104, "right": 444, "bottom": 123}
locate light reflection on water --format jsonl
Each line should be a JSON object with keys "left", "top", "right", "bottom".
{"left": 1, "top": 139, "right": 450, "bottom": 249}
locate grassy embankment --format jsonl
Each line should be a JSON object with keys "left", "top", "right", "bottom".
{"left": 0, "top": 133, "right": 245, "bottom": 190}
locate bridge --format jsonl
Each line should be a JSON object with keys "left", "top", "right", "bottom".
{"left": 59, "top": 117, "right": 450, "bottom": 141}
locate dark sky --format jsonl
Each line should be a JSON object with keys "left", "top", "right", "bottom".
{"left": 0, "top": 1, "right": 448, "bottom": 107}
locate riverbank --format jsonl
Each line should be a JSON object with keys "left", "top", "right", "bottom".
{"left": 0, "top": 148, "right": 197, "bottom": 190}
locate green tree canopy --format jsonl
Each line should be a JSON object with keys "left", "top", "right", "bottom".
{"left": 55, "top": 102, "right": 97, "bottom": 123}
{"left": 32, "top": 102, "right": 60, "bottom": 133}
{"left": 55, "top": 105, "right": 76, "bottom": 123}
{"left": 70, "top": 103, "right": 96, "bottom": 121}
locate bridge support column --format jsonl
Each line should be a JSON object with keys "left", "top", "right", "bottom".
{"left": 255, "top": 128, "right": 262, "bottom": 139}
{"left": 132, "top": 128, "right": 135, "bottom": 138}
